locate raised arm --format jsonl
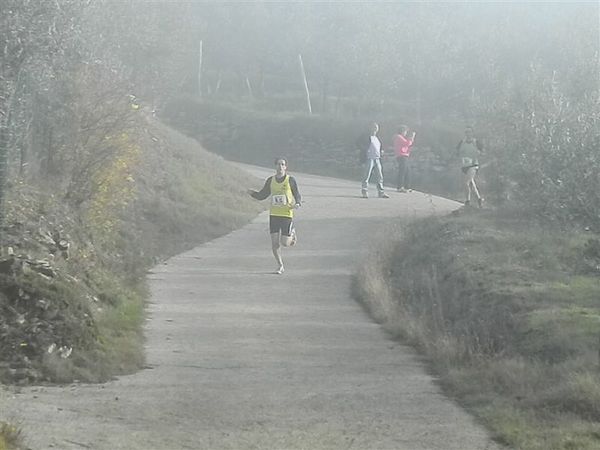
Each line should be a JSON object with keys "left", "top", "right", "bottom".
{"left": 248, "top": 177, "right": 272, "bottom": 200}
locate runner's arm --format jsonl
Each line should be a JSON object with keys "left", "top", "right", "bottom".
{"left": 289, "top": 176, "right": 301, "bottom": 206}
{"left": 476, "top": 138, "right": 484, "bottom": 153}
{"left": 456, "top": 139, "right": 463, "bottom": 154}
{"left": 248, "top": 177, "right": 272, "bottom": 200}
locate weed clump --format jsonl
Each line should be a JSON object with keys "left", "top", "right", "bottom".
{"left": 0, "top": 421, "right": 23, "bottom": 450}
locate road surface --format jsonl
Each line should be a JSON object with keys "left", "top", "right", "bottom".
{"left": 1, "top": 166, "right": 503, "bottom": 450}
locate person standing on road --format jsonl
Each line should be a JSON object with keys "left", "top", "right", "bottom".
{"left": 357, "top": 122, "right": 389, "bottom": 199}
{"left": 248, "top": 158, "right": 301, "bottom": 275}
{"left": 393, "top": 125, "right": 416, "bottom": 193}
{"left": 456, "top": 125, "right": 484, "bottom": 207}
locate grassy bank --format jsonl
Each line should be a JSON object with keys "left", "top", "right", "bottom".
{"left": 354, "top": 207, "right": 600, "bottom": 449}
{"left": 0, "top": 111, "right": 265, "bottom": 447}
{"left": 0, "top": 422, "right": 22, "bottom": 450}
{"left": 0, "top": 114, "right": 264, "bottom": 385}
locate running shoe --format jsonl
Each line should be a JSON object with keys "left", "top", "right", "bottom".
{"left": 275, "top": 265, "right": 285, "bottom": 275}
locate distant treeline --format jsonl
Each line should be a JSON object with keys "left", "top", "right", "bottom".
{"left": 1, "top": 1, "right": 598, "bottom": 228}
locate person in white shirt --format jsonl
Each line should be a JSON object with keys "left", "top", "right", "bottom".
{"left": 357, "top": 122, "right": 389, "bottom": 199}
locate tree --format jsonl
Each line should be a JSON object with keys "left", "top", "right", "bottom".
{"left": 0, "top": 0, "right": 86, "bottom": 225}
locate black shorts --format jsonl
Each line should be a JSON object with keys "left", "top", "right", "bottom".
{"left": 461, "top": 164, "right": 479, "bottom": 174}
{"left": 269, "top": 216, "right": 293, "bottom": 236}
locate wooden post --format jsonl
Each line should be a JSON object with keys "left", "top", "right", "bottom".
{"left": 198, "top": 40, "right": 203, "bottom": 98}
{"left": 245, "top": 76, "right": 253, "bottom": 98}
{"left": 298, "top": 54, "right": 312, "bottom": 115}
{"left": 321, "top": 75, "right": 329, "bottom": 113}
{"left": 416, "top": 81, "right": 422, "bottom": 126}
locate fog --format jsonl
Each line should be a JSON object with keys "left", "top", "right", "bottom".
{"left": 129, "top": 1, "right": 598, "bottom": 112}
{"left": 2, "top": 2, "right": 597, "bottom": 118}
{"left": 0, "top": 1, "right": 598, "bottom": 214}
{"left": 2, "top": 3, "right": 600, "bottom": 449}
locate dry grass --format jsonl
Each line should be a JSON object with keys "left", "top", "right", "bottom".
{"left": 0, "top": 114, "right": 265, "bottom": 385}
{"left": 0, "top": 422, "right": 23, "bottom": 450}
{"left": 76, "top": 118, "right": 264, "bottom": 381}
{"left": 353, "top": 208, "right": 600, "bottom": 449}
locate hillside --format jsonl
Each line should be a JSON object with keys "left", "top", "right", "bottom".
{"left": 0, "top": 112, "right": 264, "bottom": 385}
{"left": 354, "top": 207, "right": 600, "bottom": 449}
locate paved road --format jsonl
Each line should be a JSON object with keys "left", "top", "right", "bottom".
{"left": 1, "top": 166, "right": 503, "bottom": 450}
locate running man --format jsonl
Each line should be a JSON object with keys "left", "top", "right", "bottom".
{"left": 456, "top": 126, "right": 484, "bottom": 207}
{"left": 248, "top": 158, "right": 301, "bottom": 275}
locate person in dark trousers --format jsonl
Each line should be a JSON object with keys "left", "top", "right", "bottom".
{"left": 248, "top": 158, "right": 301, "bottom": 274}
{"left": 357, "top": 122, "right": 389, "bottom": 199}
{"left": 456, "top": 126, "right": 484, "bottom": 207}
{"left": 393, "top": 125, "right": 416, "bottom": 192}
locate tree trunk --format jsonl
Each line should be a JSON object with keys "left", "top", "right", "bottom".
{"left": 416, "top": 80, "right": 422, "bottom": 126}
{"left": 0, "top": 117, "right": 8, "bottom": 228}
{"left": 245, "top": 76, "right": 253, "bottom": 98}
{"left": 335, "top": 88, "right": 342, "bottom": 117}
{"left": 44, "top": 126, "right": 55, "bottom": 176}
{"left": 321, "top": 76, "right": 329, "bottom": 114}
{"left": 198, "top": 40, "right": 203, "bottom": 97}
{"left": 18, "top": 117, "right": 32, "bottom": 178}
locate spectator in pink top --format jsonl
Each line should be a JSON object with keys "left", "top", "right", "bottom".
{"left": 393, "top": 125, "right": 417, "bottom": 192}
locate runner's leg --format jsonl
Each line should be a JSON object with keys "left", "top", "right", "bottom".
{"left": 467, "top": 167, "right": 481, "bottom": 201}
{"left": 374, "top": 159, "right": 387, "bottom": 196}
{"left": 269, "top": 217, "right": 284, "bottom": 272}
{"left": 464, "top": 168, "right": 474, "bottom": 202}
{"left": 404, "top": 157, "right": 412, "bottom": 191}
{"left": 470, "top": 180, "right": 481, "bottom": 199}
{"left": 280, "top": 218, "right": 294, "bottom": 247}
{"left": 362, "top": 160, "right": 374, "bottom": 196}
{"left": 271, "top": 232, "right": 284, "bottom": 272}
{"left": 396, "top": 157, "right": 403, "bottom": 190}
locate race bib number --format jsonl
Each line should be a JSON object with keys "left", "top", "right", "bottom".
{"left": 272, "top": 195, "right": 287, "bottom": 206}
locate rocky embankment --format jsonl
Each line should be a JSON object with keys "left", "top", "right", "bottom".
{"left": 0, "top": 222, "right": 96, "bottom": 384}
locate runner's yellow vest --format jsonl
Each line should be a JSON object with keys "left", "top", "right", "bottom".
{"left": 270, "top": 175, "right": 294, "bottom": 218}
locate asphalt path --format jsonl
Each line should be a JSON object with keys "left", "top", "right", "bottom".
{"left": 1, "top": 165, "right": 503, "bottom": 450}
